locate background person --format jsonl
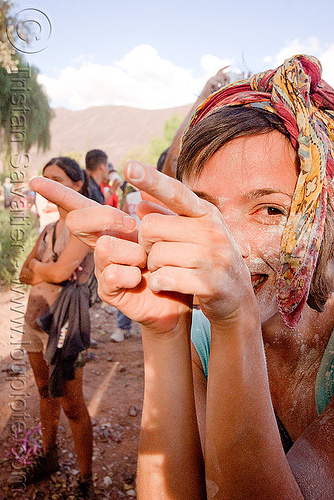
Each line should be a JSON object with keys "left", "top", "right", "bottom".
{"left": 18, "top": 157, "right": 95, "bottom": 499}
{"left": 85, "top": 148, "right": 110, "bottom": 204}
{"left": 2, "top": 176, "right": 13, "bottom": 208}
{"left": 101, "top": 162, "right": 123, "bottom": 208}
{"left": 35, "top": 191, "right": 59, "bottom": 233}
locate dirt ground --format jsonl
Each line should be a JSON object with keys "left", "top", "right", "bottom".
{"left": 0, "top": 287, "right": 144, "bottom": 499}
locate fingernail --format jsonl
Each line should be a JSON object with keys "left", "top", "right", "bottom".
{"left": 124, "top": 216, "right": 137, "bottom": 231}
{"left": 127, "top": 161, "right": 145, "bottom": 182}
{"left": 116, "top": 214, "right": 137, "bottom": 232}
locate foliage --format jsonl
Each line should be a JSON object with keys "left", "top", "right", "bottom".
{"left": 23, "top": 64, "right": 53, "bottom": 152}
{"left": 162, "top": 113, "right": 185, "bottom": 144}
{"left": 0, "top": 207, "right": 39, "bottom": 285}
{"left": 63, "top": 151, "right": 84, "bottom": 168}
{"left": 0, "top": 55, "right": 53, "bottom": 164}
{"left": 0, "top": 2, "right": 53, "bottom": 167}
{"left": 0, "top": 0, "right": 19, "bottom": 73}
{"left": 119, "top": 112, "right": 184, "bottom": 177}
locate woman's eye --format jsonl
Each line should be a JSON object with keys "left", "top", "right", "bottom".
{"left": 266, "top": 206, "right": 285, "bottom": 215}
{"left": 252, "top": 205, "right": 288, "bottom": 225}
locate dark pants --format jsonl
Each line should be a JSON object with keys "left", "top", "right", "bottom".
{"left": 116, "top": 310, "right": 131, "bottom": 330}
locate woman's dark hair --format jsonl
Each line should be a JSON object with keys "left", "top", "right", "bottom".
{"left": 177, "top": 107, "right": 289, "bottom": 182}
{"left": 177, "top": 106, "right": 334, "bottom": 311}
{"left": 43, "top": 157, "right": 90, "bottom": 198}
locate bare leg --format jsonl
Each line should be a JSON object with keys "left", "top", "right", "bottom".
{"left": 60, "top": 367, "right": 93, "bottom": 478}
{"left": 28, "top": 352, "right": 60, "bottom": 453}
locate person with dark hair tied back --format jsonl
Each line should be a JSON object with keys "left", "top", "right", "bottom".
{"left": 30, "top": 55, "right": 334, "bottom": 499}
{"left": 17, "top": 157, "right": 95, "bottom": 498}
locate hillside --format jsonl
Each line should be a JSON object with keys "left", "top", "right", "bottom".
{"left": 25, "top": 103, "right": 192, "bottom": 176}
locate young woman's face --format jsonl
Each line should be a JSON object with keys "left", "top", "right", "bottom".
{"left": 185, "top": 131, "right": 299, "bottom": 324}
{"left": 43, "top": 164, "right": 83, "bottom": 192}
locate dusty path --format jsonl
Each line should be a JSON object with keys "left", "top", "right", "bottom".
{"left": 0, "top": 288, "right": 144, "bottom": 499}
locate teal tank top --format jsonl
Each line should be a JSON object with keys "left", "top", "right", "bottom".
{"left": 191, "top": 309, "right": 334, "bottom": 415}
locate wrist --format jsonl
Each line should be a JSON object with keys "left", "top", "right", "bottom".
{"left": 141, "top": 306, "right": 192, "bottom": 342}
{"left": 209, "top": 298, "right": 261, "bottom": 340}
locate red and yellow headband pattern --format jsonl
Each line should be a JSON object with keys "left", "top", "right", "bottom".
{"left": 185, "top": 55, "right": 334, "bottom": 327}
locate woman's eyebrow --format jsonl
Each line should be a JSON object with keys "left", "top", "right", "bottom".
{"left": 190, "top": 188, "right": 293, "bottom": 208}
{"left": 244, "top": 188, "right": 293, "bottom": 200}
{"left": 192, "top": 190, "right": 217, "bottom": 204}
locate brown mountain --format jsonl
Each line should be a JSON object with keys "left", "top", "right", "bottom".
{"left": 26, "top": 103, "right": 192, "bottom": 176}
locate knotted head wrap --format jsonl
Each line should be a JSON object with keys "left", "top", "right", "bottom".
{"left": 184, "top": 55, "right": 334, "bottom": 327}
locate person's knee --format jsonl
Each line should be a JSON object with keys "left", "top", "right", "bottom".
{"left": 62, "top": 400, "right": 85, "bottom": 421}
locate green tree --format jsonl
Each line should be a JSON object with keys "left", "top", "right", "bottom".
{"left": 0, "top": 0, "right": 19, "bottom": 72}
{"left": 163, "top": 113, "right": 185, "bottom": 144}
{"left": 0, "top": 2, "right": 53, "bottom": 166}
{"left": 0, "top": 207, "right": 39, "bottom": 285}
{"left": 120, "top": 112, "right": 184, "bottom": 176}
{"left": 63, "top": 151, "right": 84, "bottom": 168}
{"left": 0, "top": 55, "right": 53, "bottom": 164}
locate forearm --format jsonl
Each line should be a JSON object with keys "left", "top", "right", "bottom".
{"left": 19, "top": 233, "right": 44, "bottom": 284}
{"left": 137, "top": 314, "right": 206, "bottom": 500}
{"left": 19, "top": 266, "right": 40, "bottom": 285}
{"left": 29, "top": 259, "right": 75, "bottom": 283}
{"left": 205, "top": 316, "right": 302, "bottom": 499}
{"left": 287, "top": 397, "right": 334, "bottom": 499}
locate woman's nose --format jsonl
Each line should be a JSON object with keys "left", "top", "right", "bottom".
{"left": 224, "top": 217, "right": 250, "bottom": 259}
{"left": 237, "top": 239, "right": 250, "bottom": 259}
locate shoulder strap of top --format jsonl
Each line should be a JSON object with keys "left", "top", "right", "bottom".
{"left": 315, "top": 328, "right": 334, "bottom": 414}
{"left": 51, "top": 220, "right": 59, "bottom": 262}
{"left": 191, "top": 309, "right": 211, "bottom": 378}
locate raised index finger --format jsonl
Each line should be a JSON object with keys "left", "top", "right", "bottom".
{"left": 124, "top": 161, "right": 211, "bottom": 218}
{"left": 30, "top": 177, "right": 97, "bottom": 212}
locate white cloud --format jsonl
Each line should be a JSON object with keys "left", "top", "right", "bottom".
{"left": 264, "top": 37, "right": 334, "bottom": 87}
{"left": 200, "top": 54, "right": 233, "bottom": 79}
{"left": 37, "top": 44, "right": 237, "bottom": 110}
{"left": 39, "top": 40, "right": 334, "bottom": 112}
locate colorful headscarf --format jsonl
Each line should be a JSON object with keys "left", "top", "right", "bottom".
{"left": 185, "top": 55, "right": 334, "bottom": 328}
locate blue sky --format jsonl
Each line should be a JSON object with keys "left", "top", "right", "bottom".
{"left": 11, "top": 0, "right": 334, "bottom": 110}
